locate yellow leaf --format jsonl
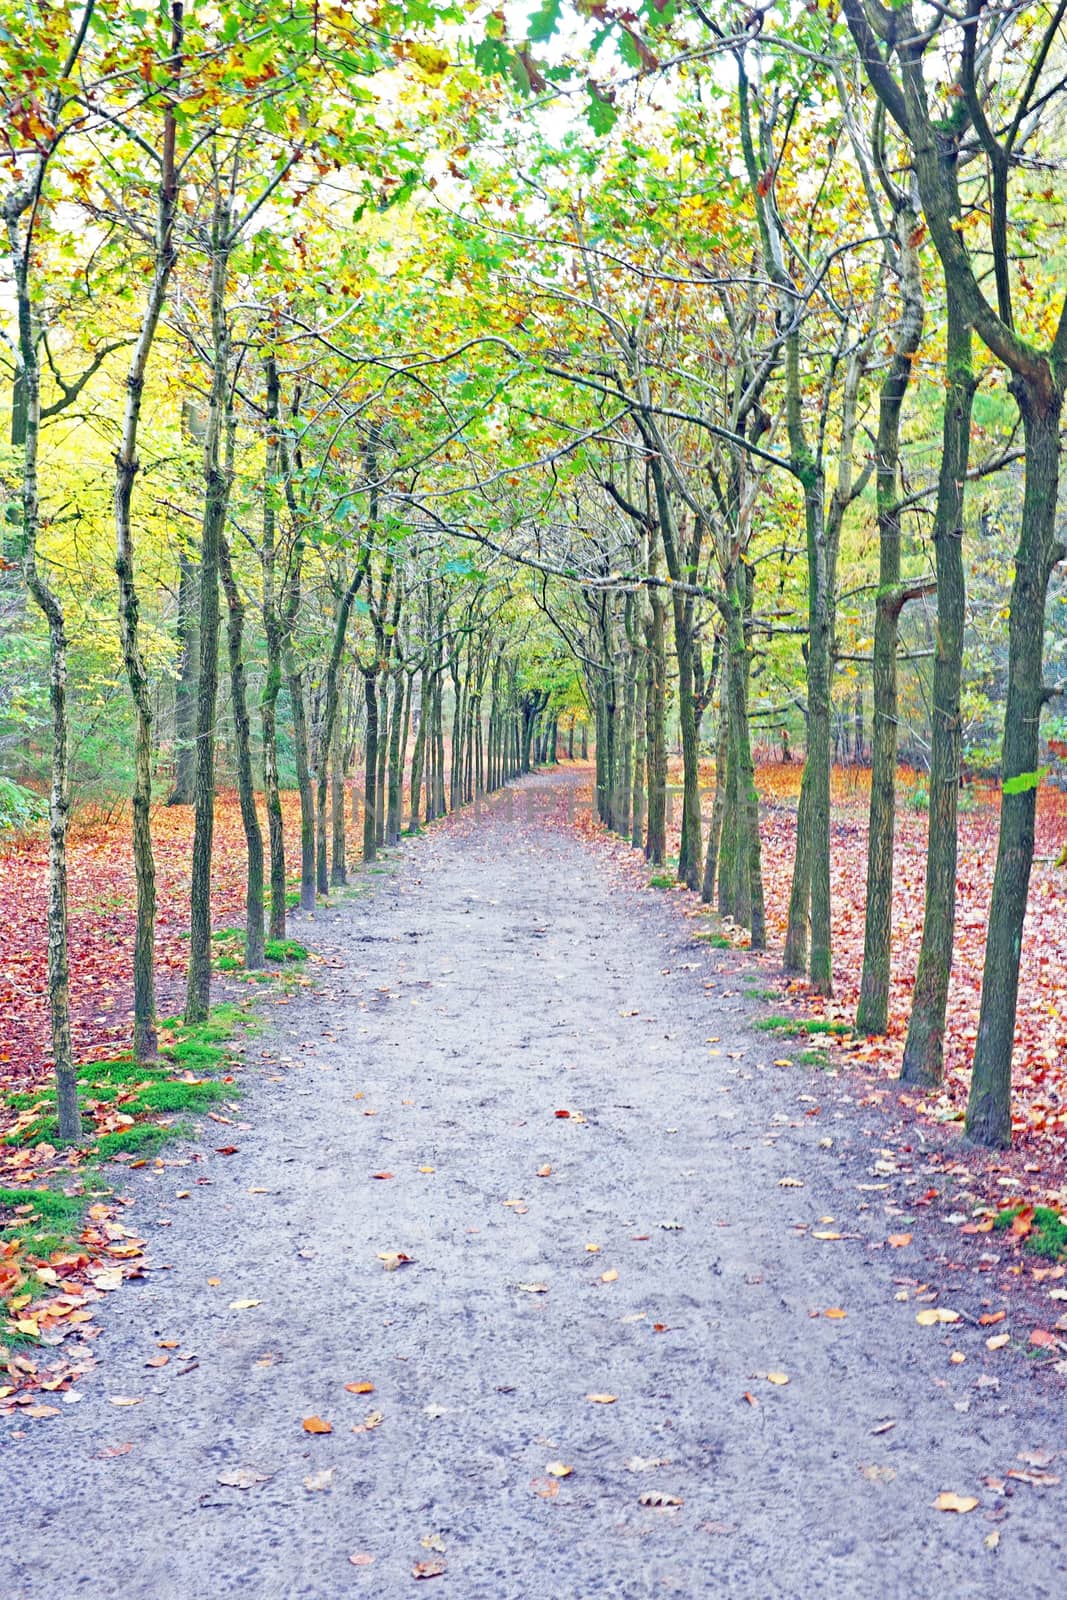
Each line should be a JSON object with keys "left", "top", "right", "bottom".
{"left": 586, "top": 1392, "right": 618, "bottom": 1404}
{"left": 824, "top": 1308, "right": 847, "bottom": 1319}
{"left": 986, "top": 1333, "right": 1011, "bottom": 1350}
{"left": 766, "top": 1371, "right": 789, "bottom": 1385}
{"left": 109, "top": 1395, "right": 143, "bottom": 1407}
{"left": 545, "top": 1461, "right": 572, "bottom": 1478}
{"left": 916, "top": 1308, "right": 960, "bottom": 1326}
{"left": 600, "top": 1268, "right": 619, "bottom": 1283}
{"left": 229, "top": 1299, "right": 261, "bottom": 1310}
{"left": 345, "top": 1381, "right": 374, "bottom": 1394}
{"left": 812, "top": 1231, "right": 842, "bottom": 1241}
{"left": 933, "top": 1492, "right": 979, "bottom": 1513}
{"left": 585, "top": 1243, "right": 601, "bottom": 1253}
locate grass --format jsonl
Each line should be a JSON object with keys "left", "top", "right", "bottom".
{"left": 798, "top": 1047, "right": 832, "bottom": 1069}
{"left": 745, "top": 986, "right": 780, "bottom": 1001}
{"left": 0, "top": 1184, "right": 100, "bottom": 1332}
{"left": 3, "top": 1003, "right": 252, "bottom": 1152}
{"left": 754, "top": 1014, "right": 851, "bottom": 1038}
{"left": 993, "top": 1204, "right": 1067, "bottom": 1261}
{"left": 265, "top": 937, "right": 308, "bottom": 963}
{"left": 648, "top": 872, "right": 676, "bottom": 890}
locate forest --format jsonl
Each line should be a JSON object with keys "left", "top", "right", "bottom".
{"left": 2, "top": 1, "right": 1067, "bottom": 1593}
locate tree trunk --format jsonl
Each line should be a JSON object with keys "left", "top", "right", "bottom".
{"left": 219, "top": 531, "right": 264, "bottom": 969}
{"left": 167, "top": 547, "right": 199, "bottom": 805}
{"left": 903, "top": 296, "right": 974, "bottom": 1084}
{"left": 644, "top": 586, "right": 667, "bottom": 865}
{"left": 363, "top": 670, "right": 379, "bottom": 860}
{"left": 966, "top": 382, "right": 1064, "bottom": 1145}
{"left": 288, "top": 664, "right": 316, "bottom": 912}
{"left": 856, "top": 212, "right": 924, "bottom": 1033}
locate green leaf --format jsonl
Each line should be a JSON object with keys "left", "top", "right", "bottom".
{"left": 1002, "top": 767, "right": 1049, "bottom": 795}
{"left": 527, "top": 0, "right": 563, "bottom": 44}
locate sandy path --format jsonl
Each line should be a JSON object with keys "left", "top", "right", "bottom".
{"left": 4, "top": 773, "right": 1063, "bottom": 1598}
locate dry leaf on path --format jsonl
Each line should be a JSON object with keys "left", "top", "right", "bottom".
{"left": 545, "top": 1461, "right": 572, "bottom": 1478}
{"left": 229, "top": 1299, "right": 260, "bottom": 1310}
{"left": 412, "top": 1560, "right": 446, "bottom": 1579}
{"left": 517, "top": 1282, "right": 548, "bottom": 1294}
{"left": 349, "top": 1553, "right": 375, "bottom": 1567}
{"left": 916, "top": 1308, "right": 960, "bottom": 1326}
{"left": 587, "top": 1392, "right": 617, "bottom": 1404}
{"left": 109, "top": 1396, "right": 142, "bottom": 1407}
{"left": 303, "top": 1468, "right": 335, "bottom": 1492}
{"left": 933, "top": 1492, "right": 979, "bottom": 1513}
{"left": 302, "top": 1415, "right": 332, "bottom": 1434}
{"left": 377, "top": 1252, "right": 413, "bottom": 1271}
{"left": 639, "top": 1491, "right": 683, "bottom": 1508}
{"left": 344, "top": 1381, "right": 374, "bottom": 1394}
{"left": 986, "top": 1333, "right": 1011, "bottom": 1350}
{"left": 887, "top": 1234, "right": 912, "bottom": 1248}
{"left": 766, "top": 1372, "right": 789, "bottom": 1385}
{"left": 420, "top": 1534, "right": 447, "bottom": 1553}
{"left": 217, "top": 1466, "right": 271, "bottom": 1490}
{"left": 600, "top": 1269, "right": 618, "bottom": 1283}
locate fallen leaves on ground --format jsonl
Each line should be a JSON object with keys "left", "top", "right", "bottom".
{"left": 302, "top": 1415, "right": 332, "bottom": 1434}
{"left": 933, "top": 1492, "right": 979, "bottom": 1513}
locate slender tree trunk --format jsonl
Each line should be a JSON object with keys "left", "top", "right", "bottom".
{"left": 363, "top": 670, "right": 378, "bottom": 860}
{"left": 645, "top": 587, "right": 667, "bottom": 865}
{"left": 288, "top": 663, "right": 316, "bottom": 911}
{"left": 19, "top": 349, "right": 80, "bottom": 1137}
{"left": 702, "top": 695, "right": 729, "bottom": 904}
{"left": 386, "top": 666, "right": 405, "bottom": 844}
{"left": 409, "top": 667, "right": 427, "bottom": 829}
{"left": 330, "top": 705, "right": 347, "bottom": 885}
{"left": 903, "top": 296, "right": 974, "bottom": 1084}
{"left": 185, "top": 200, "right": 232, "bottom": 1026}
{"left": 631, "top": 650, "right": 647, "bottom": 850}
{"left": 167, "top": 547, "right": 199, "bottom": 805}
{"left": 219, "top": 531, "right": 264, "bottom": 969}
{"left": 966, "top": 384, "right": 1064, "bottom": 1146}
{"left": 856, "top": 213, "right": 925, "bottom": 1033}
{"left": 259, "top": 356, "right": 287, "bottom": 942}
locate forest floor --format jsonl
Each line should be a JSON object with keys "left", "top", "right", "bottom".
{"left": 4, "top": 769, "right": 1067, "bottom": 1598}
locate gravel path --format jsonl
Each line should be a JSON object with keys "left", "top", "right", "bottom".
{"left": 4, "top": 773, "right": 1065, "bottom": 1599}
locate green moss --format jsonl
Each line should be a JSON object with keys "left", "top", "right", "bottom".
{"left": 94, "top": 1122, "right": 182, "bottom": 1161}
{"left": 798, "top": 1047, "right": 831, "bottom": 1069}
{"left": 264, "top": 937, "right": 308, "bottom": 963}
{"left": 125, "top": 1078, "right": 229, "bottom": 1116}
{"left": 648, "top": 872, "right": 675, "bottom": 890}
{"left": 992, "top": 1203, "right": 1067, "bottom": 1260}
{"left": 214, "top": 954, "right": 243, "bottom": 972}
{"left": 754, "top": 1015, "right": 849, "bottom": 1038}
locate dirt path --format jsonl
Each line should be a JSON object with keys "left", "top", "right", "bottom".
{"left": 4, "top": 774, "right": 1064, "bottom": 1598}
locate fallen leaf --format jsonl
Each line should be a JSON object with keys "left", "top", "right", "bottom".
{"left": 345, "top": 1381, "right": 375, "bottom": 1394}
{"left": 23, "top": 1405, "right": 61, "bottom": 1419}
{"left": 377, "top": 1252, "right": 413, "bottom": 1271}
{"left": 217, "top": 1466, "right": 271, "bottom": 1489}
{"left": 625, "top": 1455, "right": 670, "bottom": 1471}
{"left": 229, "top": 1299, "right": 260, "bottom": 1311}
{"left": 352, "top": 1410, "right": 383, "bottom": 1432}
{"left": 302, "top": 1416, "right": 332, "bottom": 1434}
{"left": 1007, "top": 1469, "right": 1060, "bottom": 1487}
{"left": 554, "top": 1110, "right": 571, "bottom": 1119}
{"left": 536, "top": 1165, "right": 552, "bottom": 1177}
{"left": 214, "top": 1146, "right": 239, "bottom": 1156}
{"left": 1030, "top": 1328, "right": 1059, "bottom": 1350}
{"left": 766, "top": 1371, "right": 789, "bottom": 1386}
{"left": 933, "top": 1492, "right": 979, "bottom": 1513}
{"left": 823, "top": 1308, "right": 847, "bottom": 1320}
{"left": 371, "top": 1172, "right": 394, "bottom": 1181}
{"left": 145, "top": 1355, "right": 169, "bottom": 1368}
{"left": 420, "top": 1534, "right": 446, "bottom": 1553}
{"left": 742, "top": 1391, "right": 759, "bottom": 1406}
{"left": 979, "top": 1312, "right": 1006, "bottom": 1326}
{"left": 545, "top": 1461, "right": 572, "bottom": 1478}
{"left": 870, "top": 1419, "right": 896, "bottom": 1436}
{"left": 887, "top": 1233, "right": 913, "bottom": 1248}
{"left": 349, "top": 1553, "right": 375, "bottom": 1567}
{"left": 109, "top": 1396, "right": 143, "bottom": 1407}
{"left": 517, "top": 1282, "right": 548, "bottom": 1294}
{"left": 859, "top": 1464, "right": 897, "bottom": 1484}
{"left": 639, "top": 1491, "right": 683, "bottom": 1507}
{"left": 531, "top": 1476, "right": 559, "bottom": 1498}
{"left": 303, "top": 1468, "right": 335, "bottom": 1492}
{"left": 778, "top": 1177, "right": 804, "bottom": 1188}
{"left": 986, "top": 1333, "right": 1011, "bottom": 1351}
{"left": 812, "top": 1231, "right": 843, "bottom": 1241}
{"left": 412, "top": 1560, "right": 446, "bottom": 1579}
{"left": 600, "top": 1269, "right": 619, "bottom": 1284}
{"left": 587, "top": 1392, "right": 618, "bottom": 1404}
{"left": 985, "top": 1530, "right": 1001, "bottom": 1551}
{"left": 585, "top": 1243, "right": 601, "bottom": 1254}
{"left": 916, "top": 1308, "right": 960, "bottom": 1326}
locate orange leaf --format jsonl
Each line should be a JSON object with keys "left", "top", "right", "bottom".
{"left": 302, "top": 1415, "right": 332, "bottom": 1434}
{"left": 345, "top": 1381, "right": 374, "bottom": 1394}
{"left": 887, "top": 1233, "right": 912, "bottom": 1248}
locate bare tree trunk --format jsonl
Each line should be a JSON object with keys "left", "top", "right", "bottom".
{"left": 219, "top": 529, "right": 264, "bottom": 969}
